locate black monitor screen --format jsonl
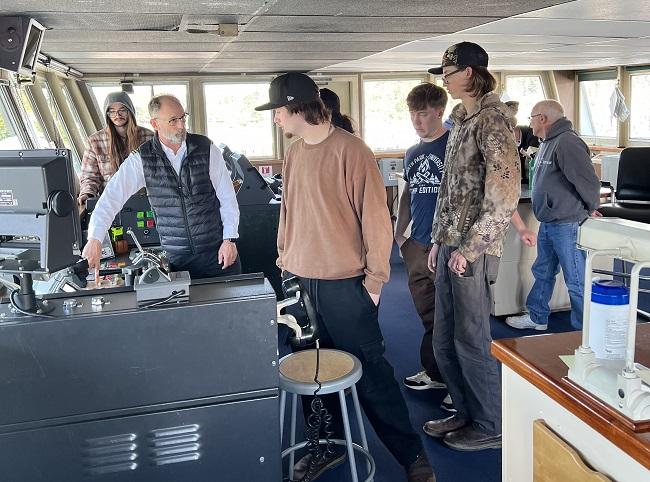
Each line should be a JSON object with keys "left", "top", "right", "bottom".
{"left": 0, "top": 149, "right": 81, "bottom": 273}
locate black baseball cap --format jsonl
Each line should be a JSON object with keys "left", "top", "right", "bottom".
{"left": 428, "top": 42, "right": 489, "bottom": 74}
{"left": 255, "top": 72, "right": 320, "bottom": 111}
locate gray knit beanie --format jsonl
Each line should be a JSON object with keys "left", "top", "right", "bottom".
{"left": 103, "top": 91, "right": 136, "bottom": 117}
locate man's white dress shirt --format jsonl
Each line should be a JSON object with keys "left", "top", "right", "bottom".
{"left": 88, "top": 140, "right": 239, "bottom": 243}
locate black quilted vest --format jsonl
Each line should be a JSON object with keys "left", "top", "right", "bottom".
{"left": 139, "top": 133, "right": 222, "bottom": 255}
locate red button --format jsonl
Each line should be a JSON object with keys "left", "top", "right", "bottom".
{"left": 146, "top": 220, "right": 155, "bottom": 228}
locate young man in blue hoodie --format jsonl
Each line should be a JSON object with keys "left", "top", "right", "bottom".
{"left": 506, "top": 100, "right": 601, "bottom": 331}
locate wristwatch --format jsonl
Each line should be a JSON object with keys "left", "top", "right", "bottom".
{"left": 225, "top": 238, "right": 238, "bottom": 244}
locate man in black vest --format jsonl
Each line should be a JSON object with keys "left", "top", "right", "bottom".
{"left": 83, "top": 94, "right": 240, "bottom": 280}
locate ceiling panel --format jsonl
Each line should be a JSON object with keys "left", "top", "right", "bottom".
{"left": 49, "top": 52, "right": 219, "bottom": 60}
{"left": 42, "top": 30, "right": 231, "bottom": 44}
{"left": 15, "top": 13, "right": 185, "bottom": 31}
{"left": 326, "top": 0, "right": 650, "bottom": 72}
{"left": 0, "top": 1, "right": 266, "bottom": 15}
{"left": 474, "top": 18, "right": 650, "bottom": 37}
{"left": 217, "top": 51, "right": 363, "bottom": 60}
{"left": 224, "top": 41, "right": 400, "bottom": 52}
{"left": 264, "top": 0, "right": 570, "bottom": 17}
{"left": 244, "top": 15, "right": 495, "bottom": 33}
{"left": 1, "top": 0, "right": 648, "bottom": 75}
{"left": 45, "top": 43, "right": 226, "bottom": 53}
{"left": 519, "top": 2, "right": 650, "bottom": 21}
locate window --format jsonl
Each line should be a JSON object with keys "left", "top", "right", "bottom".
{"left": 0, "top": 93, "right": 23, "bottom": 149}
{"left": 41, "top": 83, "right": 81, "bottom": 170}
{"left": 503, "top": 75, "right": 547, "bottom": 126}
{"left": 90, "top": 83, "right": 189, "bottom": 128}
{"left": 578, "top": 72, "right": 618, "bottom": 145}
{"left": 363, "top": 78, "right": 423, "bottom": 151}
{"left": 204, "top": 82, "right": 274, "bottom": 158}
{"left": 432, "top": 78, "right": 461, "bottom": 122}
{"left": 14, "top": 86, "right": 51, "bottom": 148}
{"left": 629, "top": 73, "right": 650, "bottom": 141}
{"left": 62, "top": 83, "right": 88, "bottom": 146}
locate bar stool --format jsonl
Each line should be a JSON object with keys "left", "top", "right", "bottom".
{"left": 279, "top": 348, "right": 375, "bottom": 482}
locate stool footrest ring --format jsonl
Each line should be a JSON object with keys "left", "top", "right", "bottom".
{"left": 281, "top": 438, "right": 375, "bottom": 482}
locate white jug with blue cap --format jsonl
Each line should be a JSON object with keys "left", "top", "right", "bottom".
{"left": 588, "top": 279, "right": 630, "bottom": 365}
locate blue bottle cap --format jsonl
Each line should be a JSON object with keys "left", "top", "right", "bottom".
{"left": 591, "top": 279, "right": 629, "bottom": 305}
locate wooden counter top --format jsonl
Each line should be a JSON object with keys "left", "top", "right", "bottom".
{"left": 492, "top": 324, "right": 650, "bottom": 469}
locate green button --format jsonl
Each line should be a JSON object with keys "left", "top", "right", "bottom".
{"left": 136, "top": 211, "right": 145, "bottom": 218}
{"left": 137, "top": 221, "right": 145, "bottom": 228}
{"left": 146, "top": 211, "right": 154, "bottom": 218}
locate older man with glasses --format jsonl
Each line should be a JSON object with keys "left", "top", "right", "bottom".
{"left": 83, "top": 94, "right": 241, "bottom": 280}
{"left": 506, "top": 100, "right": 601, "bottom": 332}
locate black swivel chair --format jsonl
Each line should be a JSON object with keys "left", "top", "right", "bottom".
{"left": 598, "top": 147, "right": 650, "bottom": 223}
{"left": 597, "top": 148, "right": 650, "bottom": 319}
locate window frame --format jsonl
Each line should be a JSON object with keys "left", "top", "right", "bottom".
{"left": 201, "top": 80, "right": 276, "bottom": 159}
{"left": 87, "top": 80, "right": 192, "bottom": 131}
{"left": 0, "top": 84, "right": 33, "bottom": 149}
{"left": 11, "top": 83, "right": 52, "bottom": 149}
{"left": 361, "top": 74, "right": 428, "bottom": 152}
{"left": 626, "top": 68, "right": 650, "bottom": 146}
{"left": 576, "top": 70, "right": 619, "bottom": 147}
{"left": 501, "top": 73, "right": 549, "bottom": 126}
{"left": 39, "top": 79, "right": 82, "bottom": 170}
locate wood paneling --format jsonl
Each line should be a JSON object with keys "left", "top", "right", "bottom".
{"left": 534, "top": 420, "right": 612, "bottom": 482}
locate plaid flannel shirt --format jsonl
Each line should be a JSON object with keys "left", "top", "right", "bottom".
{"left": 79, "top": 126, "right": 154, "bottom": 198}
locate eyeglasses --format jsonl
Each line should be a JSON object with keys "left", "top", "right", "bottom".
{"left": 528, "top": 114, "right": 543, "bottom": 121}
{"left": 157, "top": 112, "right": 190, "bottom": 126}
{"left": 441, "top": 68, "right": 465, "bottom": 83}
{"left": 107, "top": 108, "right": 128, "bottom": 117}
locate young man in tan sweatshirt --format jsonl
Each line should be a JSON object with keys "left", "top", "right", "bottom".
{"left": 256, "top": 73, "right": 435, "bottom": 482}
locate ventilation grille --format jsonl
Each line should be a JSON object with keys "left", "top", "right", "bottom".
{"left": 82, "top": 433, "right": 138, "bottom": 475}
{"left": 148, "top": 424, "right": 202, "bottom": 466}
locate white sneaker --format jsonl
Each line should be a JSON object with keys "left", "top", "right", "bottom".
{"left": 505, "top": 313, "right": 547, "bottom": 331}
{"left": 403, "top": 370, "right": 446, "bottom": 390}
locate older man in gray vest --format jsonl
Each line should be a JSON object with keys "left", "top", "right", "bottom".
{"left": 83, "top": 94, "right": 240, "bottom": 279}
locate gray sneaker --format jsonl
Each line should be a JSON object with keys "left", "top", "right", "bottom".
{"left": 505, "top": 313, "right": 547, "bottom": 331}
{"left": 404, "top": 370, "right": 446, "bottom": 390}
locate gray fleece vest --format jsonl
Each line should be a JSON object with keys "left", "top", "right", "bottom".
{"left": 139, "top": 133, "right": 222, "bottom": 255}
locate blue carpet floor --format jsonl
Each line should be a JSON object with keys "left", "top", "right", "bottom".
{"left": 281, "top": 246, "right": 649, "bottom": 482}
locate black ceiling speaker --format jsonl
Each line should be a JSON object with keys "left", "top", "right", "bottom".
{"left": 0, "top": 17, "right": 46, "bottom": 76}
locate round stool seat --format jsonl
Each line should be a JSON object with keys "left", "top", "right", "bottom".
{"left": 279, "top": 349, "right": 362, "bottom": 396}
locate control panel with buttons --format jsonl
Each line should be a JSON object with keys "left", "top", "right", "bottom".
{"left": 86, "top": 194, "right": 161, "bottom": 248}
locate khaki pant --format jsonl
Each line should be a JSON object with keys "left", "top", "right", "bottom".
{"left": 400, "top": 238, "right": 441, "bottom": 381}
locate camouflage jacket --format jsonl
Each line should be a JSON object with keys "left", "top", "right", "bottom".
{"left": 431, "top": 92, "right": 521, "bottom": 262}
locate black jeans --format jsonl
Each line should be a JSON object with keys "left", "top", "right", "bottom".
{"left": 168, "top": 244, "right": 242, "bottom": 279}
{"left": 290, "top": 274, "right": 423, "bottom": 467}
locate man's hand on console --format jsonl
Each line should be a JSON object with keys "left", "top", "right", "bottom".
{"left": 82, "top": 238, "right": 102, "bottom": 285}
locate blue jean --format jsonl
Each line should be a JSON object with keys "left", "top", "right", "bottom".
{"left": 526, "top": 222, "right": 586, "bottom": 329}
